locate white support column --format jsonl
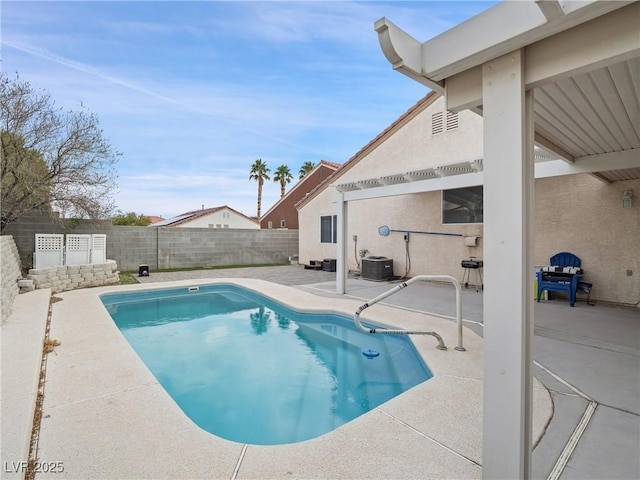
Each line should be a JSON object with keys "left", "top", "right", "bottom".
{"left": 336, "top": 193, "right": 348, "bottom": 294}
{"left": 481, "top": 49, "right": 535, "bottom": 479}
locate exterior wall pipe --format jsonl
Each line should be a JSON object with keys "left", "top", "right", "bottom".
{"left": 353, "top": 274, "right": 465, "bottom": 351}
{"left": 391, "top": 229, "right": 463, "bottom": 237}
{"left": 378, "top": 225, "right": 463, "bottom": 237}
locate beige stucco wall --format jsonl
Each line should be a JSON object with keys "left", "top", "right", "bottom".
{"left": 535, "top": 175, "right": 639, "bottom": 306}
{"left": 337, "top": 97, "right": 483, "bottom": 185}
{"left": 299, "top": 96, "right": 639, "bottom": 306}
{"left": 298, "top": 185, "right": 342, "bottom": 263}
{"left": 349, "top": 193, "right": 482, "bottom": 274}
{"left": 301, "top": 175, "right": 639, "bottom": 306}
{"left": 299, "top": 188, "right": 482, "bottom": 280}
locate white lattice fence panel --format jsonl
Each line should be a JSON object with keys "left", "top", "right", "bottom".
{"left": 34, "top": 234, "right": 64, "bottom": 269}
{"left": 65, "top": 234, "right": 91, "bottom": 266}
{"left": 91, "top": 234, "right": 107, "bottom": 264}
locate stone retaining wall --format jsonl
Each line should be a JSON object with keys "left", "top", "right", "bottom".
{"left": 1, "top": 236, "right": 23, "bottom": 323}
{"left": 27, "top": 260, "right": 119, "bottom": 293}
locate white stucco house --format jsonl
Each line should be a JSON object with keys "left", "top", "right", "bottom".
{"left": 299, "top": 1, "right": 638, "bottom": 477}
{"left": 297, "top": 92, "right": 485, "bottom": 283}
{"left": 297, "top": 92, "right": 639, "bottom": 306}
{"left": 151, "top": 205, "right": 259, "bottom": 229}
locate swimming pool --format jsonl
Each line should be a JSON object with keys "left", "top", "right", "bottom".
{"left": 101, "top": 284, "right": 432, "bottom": 445}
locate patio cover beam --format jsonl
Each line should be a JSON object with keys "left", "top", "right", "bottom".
{"left": 340, "top": 172, "right": 483, "bottom": 202}
{"left": 334, "top": 148, "right": 639, "bottom": 203}
{"left": 376, "top": 1, "right": 638, "bottom": 164}
{"left": 444, "top": 2, "right": 640, "bottom": 112}
{"left": 375, "top": 0, "right": 631, "bottom": 87}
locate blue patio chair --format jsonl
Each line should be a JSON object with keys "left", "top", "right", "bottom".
{"left": 537, "top": 252, "right": 583, "bottom": 307}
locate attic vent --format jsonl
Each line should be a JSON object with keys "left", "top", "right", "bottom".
{"left": 446, "top": 111, "right": 459, "bottom": 131}
{"left": 431, "top": 112, "right": 444, "bottom": 135}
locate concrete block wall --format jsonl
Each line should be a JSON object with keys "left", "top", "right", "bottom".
{"left": 5, "top": 212, "right": 300, "bottom": 272}
{"left": 105, "top": 226, "right": 158, "bottom": 271}
{"left": 156, "top": 228, "right": 299, "bottom": 271}
{"left": 101, "top": 227, "right": 298, "bottom": 271}
{"left": 1, "top": 236, "right": 23, "bottom": 324}
{"left": 27, "top": 260, "right": 119, "bottom": 293}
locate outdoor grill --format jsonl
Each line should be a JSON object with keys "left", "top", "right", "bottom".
{"left": 461, "top": 257, "right": 483, "bottom": 292}
{"left": 461, "top": 259, "right": 483, "bottom": 269}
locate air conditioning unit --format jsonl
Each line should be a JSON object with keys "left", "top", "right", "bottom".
{"left": 361, "top": 256, "right": 393, "bottom": 281}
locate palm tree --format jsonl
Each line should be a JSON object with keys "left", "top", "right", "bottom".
{"left": 249, "top": 307, "right": 271, "bottom": 335}
{"left": 298, "top": 161, "right": 315, "bottom": 179}
{"left": 249, "top": 158, "right": 270, "bottom": 218}
{"left": 273, "top": 165, "right": 293, "bottom": 197}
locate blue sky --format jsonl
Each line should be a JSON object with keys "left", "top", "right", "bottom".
{"left": 2, "top": 1, "right": 497, "bottom": 219}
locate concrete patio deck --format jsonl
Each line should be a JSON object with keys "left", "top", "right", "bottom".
{"left": 2, "top": 265, "right": 638, "bottom": 479}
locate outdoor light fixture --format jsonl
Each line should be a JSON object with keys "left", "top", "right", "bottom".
{"left": 378, "top": 225, "right": 391, "bottom": 236}
{"left": 621, "top": 190, "right": 633, "bottom": 209}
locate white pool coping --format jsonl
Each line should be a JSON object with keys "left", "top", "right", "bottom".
{"left": 33, "top": 279, "right": 552, "bottom": 479}
{"left": 1, "top": 288, "right": 51, "bottom": 477}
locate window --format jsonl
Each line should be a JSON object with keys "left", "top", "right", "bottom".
{"left": 216, "top": 223, "right": 222, "bottom": 228}
{"left": 320, "top": 215, "right": 337, "bottom": 243}
{"left": 268, "top": 221, "right": 273, "bottom": 229}
{"left": 443, "top": 186, "right": 483, "bottom": 224}
{"left": 223, "top": 224, "right": 229, "bottom": 228}
{"left": 280, "top": 219, "right": 286, "bottom": 228}
{"left": 222, "top": 211, "right": 230, "bottom": 218}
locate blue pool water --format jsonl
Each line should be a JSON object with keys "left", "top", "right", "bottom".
{"left": 101, "top": 284, "right": 432, "bottom": 445}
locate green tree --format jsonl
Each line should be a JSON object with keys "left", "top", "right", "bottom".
{"left": 1, "top": 131, "right": 51, "bottom": 230}
{"left": 298, "top": 161, "right": 315, "bottom": 179}
{"left": 273, "top": 164, "right": 293, "bottom": 198}
{"left": 249, "top": 158, "right": 270, "bottom": 218}
{"left": 111, "top": 211, "right": 151, "bottom": 226}
{"left": 0, "top": 73, "right": 119, "bottom": 232}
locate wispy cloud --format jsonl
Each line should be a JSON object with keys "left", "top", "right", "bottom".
{"left": 212, "top": 1, "right": 381, "bottom": 45}
{"left": 2, "top": 39, "right": 340, "bottom": 156}
{"left": 2, "top": 1, "right": 497, "bottom": 217}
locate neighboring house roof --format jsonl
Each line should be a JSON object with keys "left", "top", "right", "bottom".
{"left": 145, "top": 215, "right": 165, "bottom": 224}
{"left": 316, "top": 160, "right": 341, "bottom": 169}
{"left": 260, "top": 160, "right": 341, "bottom": 222}
{"left": 295, "top": 91, "right": 440, "bottom": 210}
{"left": 151, "top": 205, "right": 258, "bottom": 227}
